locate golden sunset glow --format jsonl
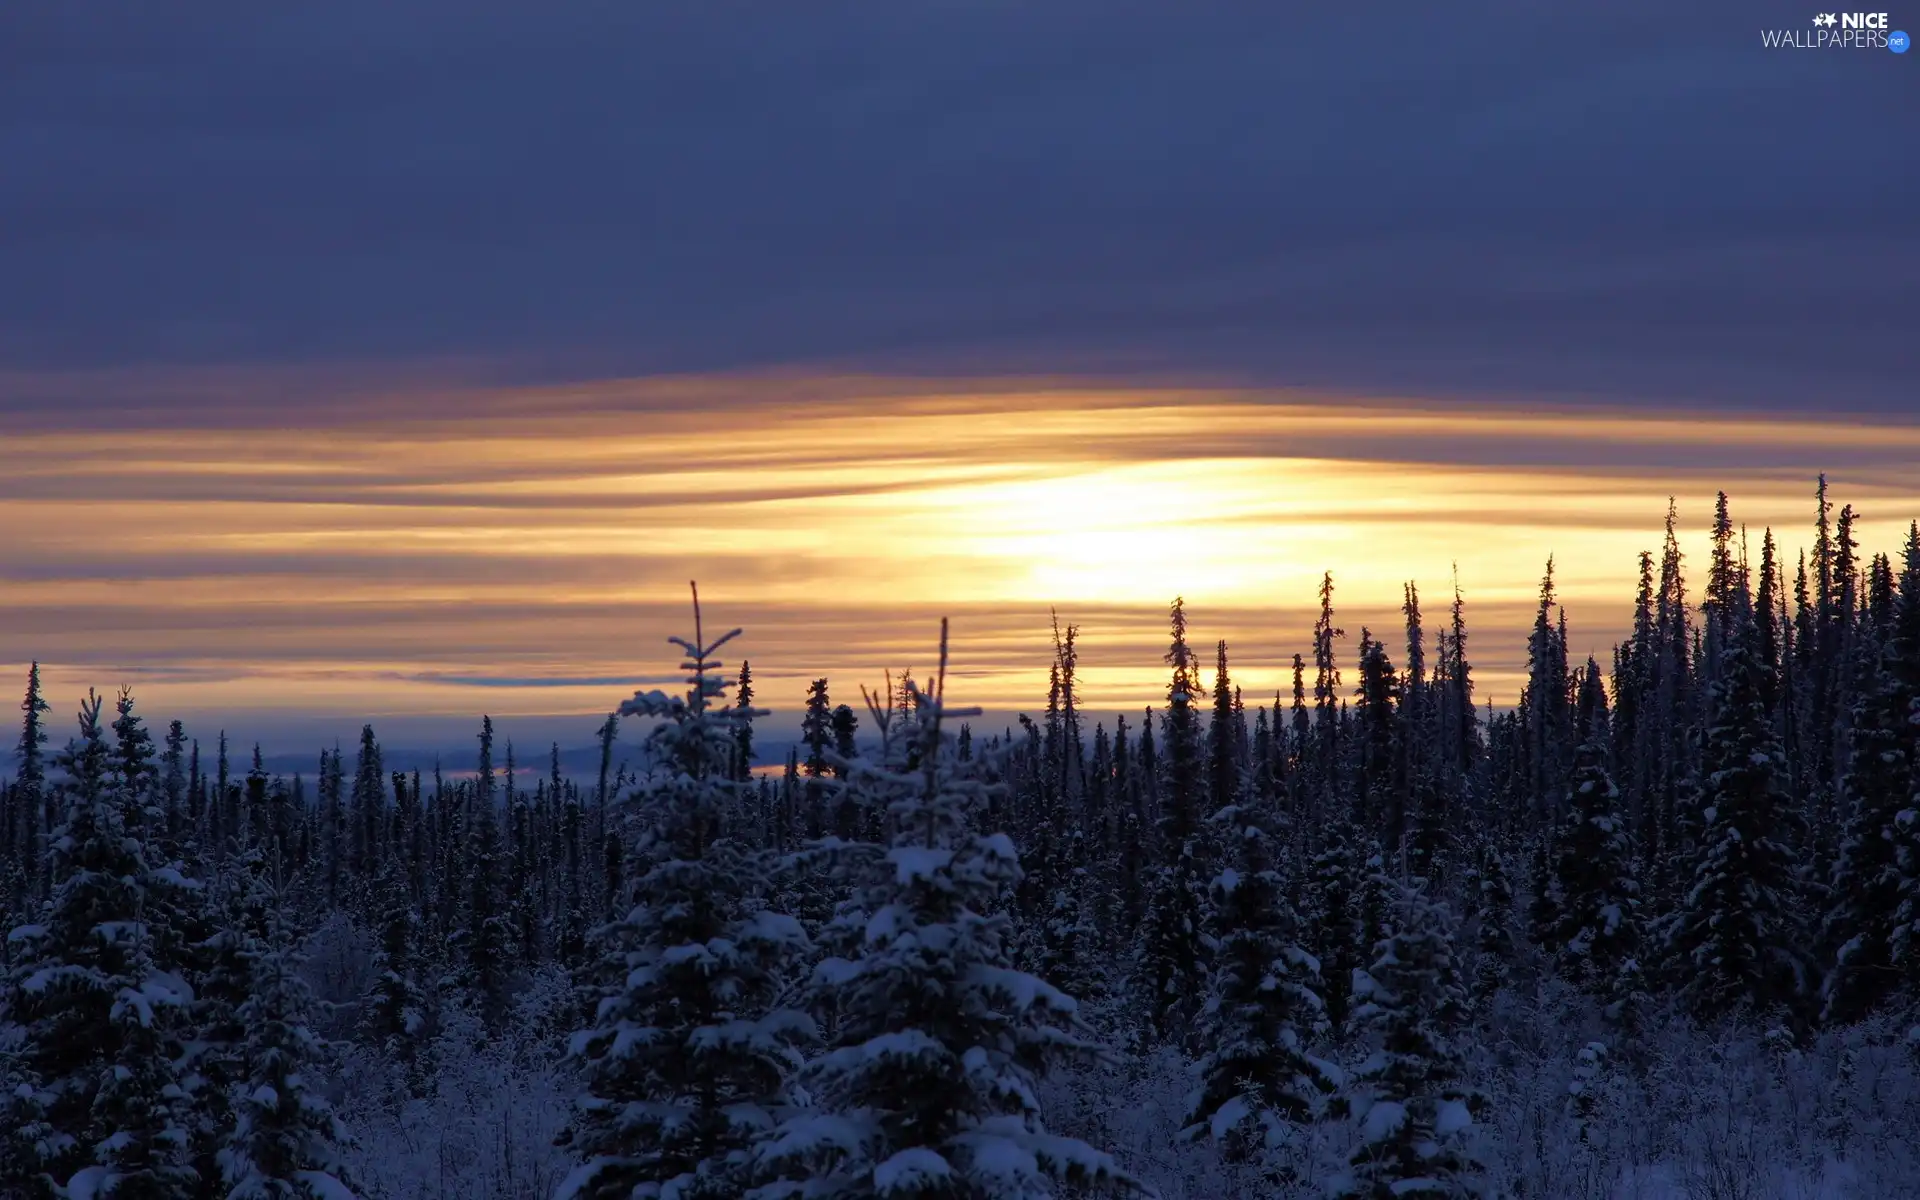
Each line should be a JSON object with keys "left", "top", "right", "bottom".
{"left": 5, "top": 375, "right": 1919, "bottom": 745}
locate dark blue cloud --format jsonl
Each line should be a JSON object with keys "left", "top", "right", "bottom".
{"left": 2, "top": 0, "right": 1913, "bottom": 409}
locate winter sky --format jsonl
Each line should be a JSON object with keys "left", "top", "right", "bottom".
{"left": 2, "top": 1, "right": 1916, "bottom": 754}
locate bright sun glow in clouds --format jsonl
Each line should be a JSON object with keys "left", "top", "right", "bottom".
{"left": 3, "top": 375, "right": 1918, "bottom": 747}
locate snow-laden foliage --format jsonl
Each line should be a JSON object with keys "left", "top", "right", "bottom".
{"left": 559, "top": 586, "right": 811, "bottom": 1200}
{"left": 220, "top": 858, "right": 360, "bottom": 1200}
{"left": 1, "top": 690, "right": 202, "bottom": 1198}
{"left": 1333, "top": 875, "right": 1484, "bottom": 1200}
{"left": 1824, "top": 522, "right": 1920, "bottom": 1024}
{"left": 1664, "top": 616, "right": 1813, "bottom": 1024}
{"left": 359, "top": 860, "right": 432, "bottom": 1089}
{"left": 1551, "top": 737, "right": 1641, "bottom": 998}
{"left": 755, "top": 621, "right": 1144, "bottom": 1199}
{"left": 1183, "top": 795, "right": 1335, "bottom": 1178}
{"left": 2, "top": 492, "right": 1919, "bottom": 1199}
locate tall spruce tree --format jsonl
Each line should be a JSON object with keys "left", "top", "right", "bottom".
{"left": 1208, "top": 639, "right": 1239, "bottom": 815}
{"left": 801, "top": 679, "right": 834, "bottom": 839}
{"left": 560, "top": 586, "right": 809, "bottom": 1200}
{"left": 1667, "top": 614, "right": 1811, "bottom": 1023}
{"left": 110, "top": 686, "right": 158, "bottom": 839}
{"left": 1186, "top": 786, "right": 1335, "bottom": 1175}
{"left": 1521, "top": 559, "right": 1571, "bottom": 826}
{"left": 14, "top": 663, "right": 53, "bottom": 900}
{"left": 360, "top": 858, "right": 431, "bottom": 1085}
{"left": 462, "top": 717, "right": 513, "bottom": 1034}
{"left": 1353, "top": 632, "right": 1402, "bottom": 848}
{"left": 318, "top": 748, "right": 345, "bottom": 909}
{"left": 1, "top": 691, "right": 200, "bottom": 1198}
{"left": 1551, "top": 667, "right": 1641, "bottom": 996}
{"left": 186, "top": 845, "right": 273, "bottom": 1185}
{"left": 755, "top": 620, "right": 1139, "bottom": 1199}
{"left": 1335, "top": 876, "right": 1483, "bottom": 1200}
{"left": 162, "top": 720, "right": 188, "bottom": 848}
{"left": 1880, "top": 526, "right": 1920, "bottom": 996}
{"left": 734, "top": 659, "right": 757, "bottom": 782}
{"left": 219, "top": 853, "right": 360, "bottom": 1200}
{"left": 1135, "top": 597, "right": 1210, "bottom": 1044}
{"left": 1822, "top": 520, "right": 1920, "bottom": 1022}
{"left": 1468, "top": 840, "right": 1514, "bottom": 1005}
{"left": 1313, "top": 573, "right": 1347, "bottom": 791}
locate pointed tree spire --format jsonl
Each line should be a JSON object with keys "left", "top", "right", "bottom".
{"left": 560, "top": 582, "right": 806, "bottom": 1200}
{"left": 14, "top": 662, "right": 54, "bottom": 898}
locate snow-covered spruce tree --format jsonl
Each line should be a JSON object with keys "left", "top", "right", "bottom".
{"left": 1523, "top": 835, "right": 1560, "bottom": 959}
{"left": 509, "top": 755, "right": 544, "bottom": 968}
{"left": 1603, "top": 951, "right": 1650, "bottom": 1044}
{"left": 219, "top": 850, "right": 360, "bottom": 1200}
{"left": 1549, "top": 732, "right": 1640, "bottom": 995}
{"left": 1352, "top": 632, "right": 1403, "bottom": 847}
{"left": 12, "top": 662, "right": 53, "bottom": 902}
{"left": 111, "top": 686, "right": 205, "bottom": 980}
{"left": 1466, "top": 841, "right": 1513, "bottom": 1006}
{"left": 1355, "top": 843, "right": 1398, "bottom": 982}
{"left": 756, "top": 620, "right": 1143, "bottom": 1199}
{"left": 86, "top": 686, "right": 207, "bottom": 1200}
{"left": 1134, "top": 597, "right": 1210, "bottom": 1047}
{"left": 1666, "top": 611, "right": 1812, "bottom": 1025}
{"left": 347, "top": 725, "right": 384, "bottom": 913}
{"left": 1564, "top": 1041, "right": 1610, "bottom": 1147}
{"left": 734, "top": 658, "right": 757, "bottom": 783}
{"left": 1131, "top": 865, "right": 1205, "bottom": 1050}
{"left": 1306, "top": 816, "right": 1365, "bottom": 1033}
{"left": 1333, "top": 874, "right": 1483, "bottom": 1200}
{"left": 1034, "top": 873, "right": 1104, "bottom": 1006}
{"left": 559, "top": 585, "right": 811, "bottom": 1200}
{"left": 82, "top": 924, "right": 200, "bottom": 1200}
{"left": 1823, "top": 520, "right": 1919, "bottom": 1024}
{"left": 461, "top": 716, "right": 516, "bottom": 1036}
{"left": 1886, "top": 523, "right": 1920, "bottom": 997}
{"left": 1184, "top": 789, "right": 1336, "bottom": 1177}
{"left": 359, "top": 857, "right": 432, "bottom": 1089}
{"left": 1, "top": 690, "right": 200, "bottom": 1198}
{"left": 110, "top": 685, "right": 159, "bottom": 836}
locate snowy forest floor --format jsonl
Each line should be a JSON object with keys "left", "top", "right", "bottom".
{"left": 298, "top": 915, "right": 1920, "bottom": 1200}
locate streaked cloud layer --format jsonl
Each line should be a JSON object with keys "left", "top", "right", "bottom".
{"left": 5, "top": 376, "right": 1917, "bottom": 751}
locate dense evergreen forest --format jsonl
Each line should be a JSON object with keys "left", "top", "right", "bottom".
{"left": 4, "top": 476, "right": 1919, "bottom": 1199}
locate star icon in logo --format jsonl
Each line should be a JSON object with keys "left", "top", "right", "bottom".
{"left": 1813, "top": 12, "right": 1838, "bottom": 25}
